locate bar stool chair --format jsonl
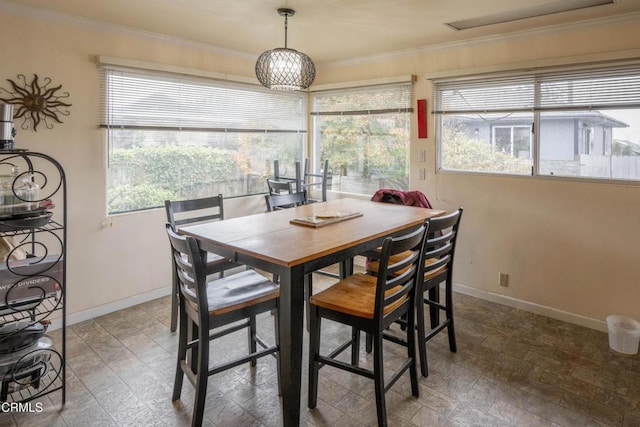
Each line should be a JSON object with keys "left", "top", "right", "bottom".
{"left": 308, "top": 223, "right": 429, "bottom": 427}
{"left": 367, "top": 208, "right": 464, "bottom": 377}
{"left": 415, "top": 208, "right": 463, "bottom": 376}
{"left": 266, "top": 178, "right": 293, "bottom": 195}
{"left": 165, "top": 224, "right": 280, "bottom": 427}
{"left": 301, "top": 158, "right": 331, "bottom": 203}
{"left": 165, "top": 194, "right": 240, "bottom": 332}
{"left": 273, "top": 159, "right": 302, "bottom": 192}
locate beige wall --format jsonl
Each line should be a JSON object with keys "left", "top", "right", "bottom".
{"left": 1, "top": 6, "right": 639, "bottom": 326}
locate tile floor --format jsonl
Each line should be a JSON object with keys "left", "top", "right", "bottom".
{"left": 2, "top": 272, "right": 640, "bottom": 426}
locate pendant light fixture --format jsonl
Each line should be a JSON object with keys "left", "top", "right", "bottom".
{"left": 255, "top": 8, "right": 315, "bottom": 91}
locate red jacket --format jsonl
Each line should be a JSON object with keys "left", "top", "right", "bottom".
{"left": 371, "top": 188, "right": 433, "bottom": 209}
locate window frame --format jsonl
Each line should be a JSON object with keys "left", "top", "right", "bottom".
{"left": 309, "top": 80, "right": 414, "bottom": 197}
{"left": 492, "top": 125, "right": 533, "bottom": 159}
{"left": 99, "top": 64, "right": 307, "bottom": 214}
{"left": 433, "top": 60, "right": 640, "bottom": 185}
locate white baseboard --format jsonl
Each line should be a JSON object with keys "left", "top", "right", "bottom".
{"left": 48, "top": 286, "right": 172, "bottom": 331}
{"left": 47, "top": 281, "right": 607, "bottom": 333}
{"left": 453, "top": 282, "right": 608, "bottom": 332}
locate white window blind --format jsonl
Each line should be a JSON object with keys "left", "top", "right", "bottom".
{"left": 311, "top": 83, "right": 413, "bottom": 116}
{"left": 434, "top": 76, "right": 534, "bottom": 114}
{"left": 434, "top": 63, "right": 640, "bottom": 114}
{"left": 100, "top": 65, "right": 307, "bottom": 214}
{"left": 100, "top": 67, "right": 307, "bottom": 133}
{"left": 537, "top": 65, "right": 640, "bottom": 111}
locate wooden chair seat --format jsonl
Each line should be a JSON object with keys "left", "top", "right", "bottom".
{"left": 309, "top": 274, "right": 405, "bottom": 320}
{"left": 183, "top": 270, "right": 279, "bottom": 316}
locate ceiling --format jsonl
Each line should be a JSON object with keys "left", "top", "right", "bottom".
{"left": 5, "top": 0, "right": 640, "bottom": 63}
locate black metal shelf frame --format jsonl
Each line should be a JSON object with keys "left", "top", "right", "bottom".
{"left": 0, "top": 150, "right": 66, "bottom": 407}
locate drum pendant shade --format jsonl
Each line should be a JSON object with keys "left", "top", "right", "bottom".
{"left": 255, "top": 8, "right": 316, "bottom": 91}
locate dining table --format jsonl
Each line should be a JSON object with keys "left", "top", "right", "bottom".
{"left": 180, "top": 197, "right": 446, "bottom": 426}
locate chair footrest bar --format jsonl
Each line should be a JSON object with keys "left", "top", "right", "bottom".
{"left": 251, "top": 334, "right": 279, "bottom": 360}
{"left": 382, "top": 332, "right": 408, "bottom": 347}
{"left": 424, "top": 299, "right": 446, "bottom": 311}
{"left": 180, "top": 361, "right": 197, "bottom": 388}
{"left": 209, "top": 320, "right": 251, "bottom": 340}
{"left": 327, "top": 339, "right": 354, "bottom": 360}
{"left": 424, "top": 320, "right": 451, "bottom": 341}
{"left": 316, "top": 355, "right": 375, "bottom": 379}
{"left": 208, "top": 346, "right": 278, "bottom": 376}
{"left": 315, "top": 270, "right": 340, "bottom": 279}
{"left": 318, "top": 339, "right": 353, "bottom": 369}
{"left": 384, "top": 359, "right": 413, "bottom": 393}
{"left": 184, "top": 319, "right": 251, "bottom": 350}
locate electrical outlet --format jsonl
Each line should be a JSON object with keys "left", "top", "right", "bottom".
{"left": 419, "top": 149, "right": 426, "bottom": 162}
{"left": 418, "top": 168, "right": 426, "bottom": 180}
{"left": 499, "top": 272, "right": 509, "bottom": 287}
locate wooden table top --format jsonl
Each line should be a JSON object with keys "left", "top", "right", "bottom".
{"left": 181, "top": 198, "right": 445, "bottom": 267}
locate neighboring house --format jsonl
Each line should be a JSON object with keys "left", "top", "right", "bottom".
{"left": 458, "top": 111, "right": 629, "bottom": 160}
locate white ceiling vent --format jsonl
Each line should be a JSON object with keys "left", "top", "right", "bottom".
{"left": 446, "top": 0, "right": 616, "bottom": 30}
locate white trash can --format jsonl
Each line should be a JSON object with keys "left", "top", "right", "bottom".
{"left": 606, "top": 315, "right": 640, "bottom": 355}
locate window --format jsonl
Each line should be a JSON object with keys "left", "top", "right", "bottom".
{"left": 100, "top": 68, "right": 306, "bottom": 214}
{"left": 435, "top": 63, "right": 640, "bottom": 181}
{"left": 493, "top": 126, "right": 532, "bottom": 159}
{"left": 311, "top": 83, "right": 412, "bottom": 195}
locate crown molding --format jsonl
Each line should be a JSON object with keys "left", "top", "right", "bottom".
{"left": 324, "top": 11, "right": 640, "bottom": 68}
{"left": 0, "top": 0, "right": 256, "bottom": 61}
{"left": 2, "top": 0, "right": 640, "bottom": 68}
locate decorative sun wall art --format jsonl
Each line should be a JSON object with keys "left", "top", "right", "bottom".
{"left": 0, "top": 74, "right": 72, "bottom": 132}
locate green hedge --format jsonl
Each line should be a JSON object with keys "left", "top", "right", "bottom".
{"left": 108, "top": 145, "right": 235, "bottom": 213}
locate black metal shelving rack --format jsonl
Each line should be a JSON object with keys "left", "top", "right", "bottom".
{"left": 0, "top": 150, "right": 66, "bottom": 407}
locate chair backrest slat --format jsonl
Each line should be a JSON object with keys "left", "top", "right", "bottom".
{"left": 166, "top": 224, "right": 208, "bottom": 314}
{"left": 265, "top": 191, "right": 308, "bottom": 211}
{"left": 165, "top": 194, "right": 225, "bottom": 229}
{"left": 374, "top": 223, "right": 429, "bottom": 320}
{"left": 423, "top": 209, "right": 463, "bottom": 280}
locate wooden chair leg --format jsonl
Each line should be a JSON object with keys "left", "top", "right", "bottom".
{"left": 172, "top": 307, "right": 188, "bottom": 401}
{"left": 308, "top": 306, "right": 321, "bottom": 409}
{"left": 429, "top": 286, "right": 440, "bottom": 329}
{"left": 305, "top": 274, "right": 313, "bottom": 332}
{"left": 192, "top": 323, "right": 210, "bottom": 427}
{"left": 274, "top": 309, "right": 282, "bottom": 396}
{"left": 445, "top": 280, "right": 457, "bottom": 353}
{"left": 373, "top": 332, "right": 387, "bottom": 427}
{"left": 351, "top": 327, "right": 360, "bottom": 367}
{"left": 416, "top": 293, "right": 429, "bottom": 378}
{"left": 170, "top": 271, "right": 178, "bottom": 332}
{"left": 407, "top": 308, "right": 419, "bottom": 397}
{"left": 249, "top": 315, "right": 257, "bottom": 366}
{"left": 189, "top": 322, "right": 199, "bottom": 375}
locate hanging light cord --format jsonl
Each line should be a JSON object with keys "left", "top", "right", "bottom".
{"left": 283, "top": 14, "right": 288, "bottom": 48}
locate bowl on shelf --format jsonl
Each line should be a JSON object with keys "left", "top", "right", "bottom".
{"left": 0, "top": 211, "right": 52, "bottom": 231}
